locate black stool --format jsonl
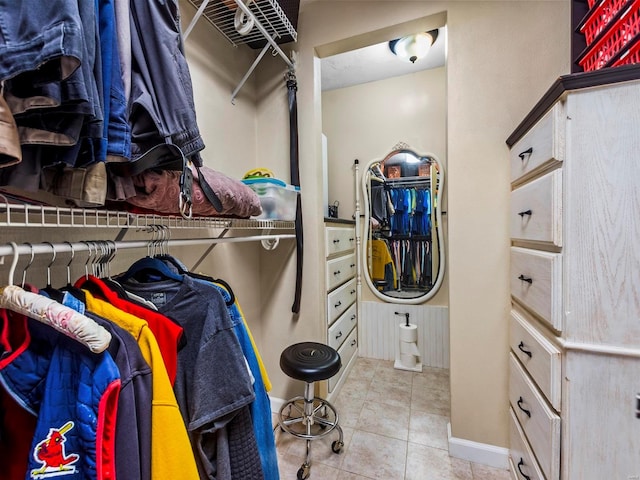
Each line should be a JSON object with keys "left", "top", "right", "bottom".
{"left": 278, "top": 342, "right": 344, "bottom": 480}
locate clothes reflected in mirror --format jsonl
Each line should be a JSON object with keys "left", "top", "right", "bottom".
{"left": 362, "top": 148, "right": 444, "bottom": 303}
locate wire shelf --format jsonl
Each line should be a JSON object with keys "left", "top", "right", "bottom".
{"left": 0, "top": 200, "right": 295, "bottom": 230}
{"left": 187, "top": 0, "right": 297, "bottom": 47}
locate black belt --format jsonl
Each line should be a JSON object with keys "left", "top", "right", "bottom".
{"left": 287, "top": 71, "right": 303, "bottom": 314}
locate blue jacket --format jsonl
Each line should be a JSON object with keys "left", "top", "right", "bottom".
{"left": 0, "top": 318, "right": 120, "bottom": 480}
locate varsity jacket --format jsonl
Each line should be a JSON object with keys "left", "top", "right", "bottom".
{"left": 0, "top": 318, "right": 121, "bottom": 480}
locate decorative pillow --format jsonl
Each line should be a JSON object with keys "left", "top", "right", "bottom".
{"left": 125, "top": 165, "right": 262, "bottom": 218}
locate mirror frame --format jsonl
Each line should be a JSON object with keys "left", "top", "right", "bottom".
{"left": 359, "top": 148, "right": 445, "bottom": 304}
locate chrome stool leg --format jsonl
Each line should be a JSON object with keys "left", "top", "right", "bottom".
{"left": 278, "top": 382, "right": 343, "bottom": 479}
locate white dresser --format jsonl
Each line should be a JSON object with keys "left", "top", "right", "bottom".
{"left": 325, "top": 222, "right": 358, "bottom": 396}
{"left": 507, "top": 72, "right": 640, "bottom": 480}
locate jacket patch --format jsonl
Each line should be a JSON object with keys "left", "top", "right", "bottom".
{"left": 30, "top": 421, "right": 79, "bottom": 478}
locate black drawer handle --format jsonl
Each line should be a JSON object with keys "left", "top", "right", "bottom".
{"left": 333, "top": 239, "right": 340, "bottom": 244}
{"left": 517, "top": 458, "right": 531, "bottom": 480}
{"left": 518, "top": 341, "right": 532, "bottom": 358}
{"left": 518, "top": 274, "right": 533, "bottom": 284}
{"left": 518, "top": 147, "right": 533, "bottom": 160}
{"left": 334, "top": 270, "right": 341, "bottom": 276}
{"left": 335, "top": 331, "right": 343, "bottom": 340}
{"left": 517, "top": 396, "right": 531, "bottom": 418}
{"left": 518, "top": 209, "right": 532, "bottom": 217}
{"left": 350, "top": 315, "right": 356, "bottom": 321}
{"left": 350, "top": 289, "right": 356, "bottom": 295}
{"left": 350, "top": 340, "right": 357, "bottom": 347}
{"left": 350, "top": 264, "right": 355, "bottom": 268}
{"left": 334, "top": 301, "right": 342, "bottom": 308}
{"left": 349, "top": 237, "right": 355, "bottom": 241}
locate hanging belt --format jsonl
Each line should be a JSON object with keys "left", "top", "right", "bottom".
{"left": 287, "top": 71, "right": 303, "bottom": 314}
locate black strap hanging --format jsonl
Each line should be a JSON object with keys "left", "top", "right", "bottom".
{"left": 287, "top": 70, "right": 303, "bottom": 314}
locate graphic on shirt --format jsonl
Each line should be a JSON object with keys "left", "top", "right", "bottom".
{"left": 30, "top": 421, "right": 79, "bottom": 478}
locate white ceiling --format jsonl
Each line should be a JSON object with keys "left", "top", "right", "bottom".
{"left": 320, "top": 27, "right": 447, "bottom": 91}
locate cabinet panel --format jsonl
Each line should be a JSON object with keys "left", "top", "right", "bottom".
{"left": 561, "top": 352, "right": 640, "bottom": 480}
{"left": 325, "top": 227, "right": 356, "bottom": 257}
{"left": 329, "top": 327, "right": 358, "bottom": 392}
{"left": 510, "top": 102, "right": 565, "bottom": 184}
{"left": 327, "top": 278, "right": 356, "bottom": 325}
{"left": 509, "top": 354, "right": 560, "bottom": 480}
{"left": 328, "top": 303, "right": 357, "bottom": 351}
{"left": 326, "top": 253, "right": 356, "bottom": 291}
{"left": 510, "top": 247, "right": 562, "bottom": 331}
{"left": 510, "top": 169, "right": 562, "bottom": 246}
{"left": 509, "top": 408, "right": 546, "bottom": 480}
{"left": 510, "top": 309, "right": 562, "bottom": 410}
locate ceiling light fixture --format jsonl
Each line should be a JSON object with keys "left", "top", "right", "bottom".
{"left": 389, "top": 30, "right": 438, "bottom": 64}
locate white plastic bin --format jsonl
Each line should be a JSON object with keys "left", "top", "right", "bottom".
{"left": 242, "top": 178, "right": 300, "bottom": 220}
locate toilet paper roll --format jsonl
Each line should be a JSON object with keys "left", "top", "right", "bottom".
{"left": 400, "top": 353, "right": 417, "bottom": 368}
{"left": 400, "top": 340, "right": 421, "bottom": 356}
{"left": 398, "top": 323, "right": 418, "bottom": 343}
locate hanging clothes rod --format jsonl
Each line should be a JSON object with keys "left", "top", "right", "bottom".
{"left": 0, "top": 234, "right": 295, "bottom": 258}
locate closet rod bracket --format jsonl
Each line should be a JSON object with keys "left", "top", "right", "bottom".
{"left": 260, "top": 229, "right": 279, "bottom": 250}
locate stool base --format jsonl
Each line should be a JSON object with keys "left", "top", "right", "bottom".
{"left": 277, "top": 386, "right": 344, "bottom": 479}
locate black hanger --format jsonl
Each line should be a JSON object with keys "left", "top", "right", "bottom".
{"left": 156, "top": 254, "right": 236, "bottom": 306}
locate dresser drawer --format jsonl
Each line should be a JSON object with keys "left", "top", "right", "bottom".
{"left": 511, "top": 168, "right": 562, "bottom": 247}
{"left": 509, "top": 408, "right": 546, "bottom": 480}
{"left": 328, "top": 303, "right": 357, "bottom": 351}
{"left": 326, "top": 253, "right": 356, "bottom": 291}
{"left": 510, "top": 102, "right": 565, "bottom": 185}
{"left": 326, "top": 227, "right": 356, "bottom": 257}
{"left": 327, "top": 278, "right": 357, "bottom": 324}
{"left": 510, "top": 309, "right": 561, "bottom": 410}
{"left": 511, "top": 246, "right": 562, "bottom": 331}
{"left": 329, "top": 327, "right": 358, "bottom": 392}
{"left": 509, "top": 354, "right": 560, "bottom": 480}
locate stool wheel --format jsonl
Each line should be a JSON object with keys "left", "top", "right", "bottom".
{"left": 332, "top": 440, "right": 344, "bottom": 453}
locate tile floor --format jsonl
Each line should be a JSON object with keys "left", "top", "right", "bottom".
{"left": 274, "top": 357, "right": 512, "bottom": 480}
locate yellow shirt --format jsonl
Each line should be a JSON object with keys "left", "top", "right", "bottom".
{"left": 83, "top": 292, "right": 199, "bottom": 480}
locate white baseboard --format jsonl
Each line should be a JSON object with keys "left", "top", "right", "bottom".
{"left": 447, "top": 423, "right": 510, "bottom": 470}
{"left": 270, "top": 396, "right": 286, "bottom": 414}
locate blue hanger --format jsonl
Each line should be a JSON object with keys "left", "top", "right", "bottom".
{"left": 119, "top": 256, "right": 183, "bottom": 283}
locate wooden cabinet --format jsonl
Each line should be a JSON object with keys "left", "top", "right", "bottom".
{"left": 508, "top": 77, "right": 640, "bottom": 480}
{"left": 324, "top": 222, "right": 358, "bottom": 396}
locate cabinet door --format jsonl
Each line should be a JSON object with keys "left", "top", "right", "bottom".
{"left": 562, "top": 352, "right": 640, "bottom": 479}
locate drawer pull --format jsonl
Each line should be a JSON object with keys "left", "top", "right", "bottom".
{"left": 517, "top": 396, "right": 531, "bottom": 418}
{"left": 350, "top": 264, "right": 355, "bottom": 268}
{"left": 334, "top": 301, "right": 342, "bottom": 308}
{"left": 517, "top": 274, "right": 533, "bottom": 284}
{"left": 517, "top": 341, "right": 533, "bottom": 358}
{"left": 333, "top": 239, "right": 340, "bottom": 244}
{"left": 334, "top": 270, "right": 341, "bottom": 276}
{"left": 335, "top": 331, "right": 343, "bottom": 340}
{"left": 517, "top": 458, "right": 531, "bottom": 480}
{"left": 349, "top": 237, "right": 355, "bottom": 241}
{"left": 518, "top": 209, "right": 532, "bottom": 217}
{"left": 350, "top": 315, "right": 356, "bottom": 321}
{"left": 350, "top": 289, "right": 356, "bottom": 295}
{"left": 350, "top": 339, "right": 357, "bottom": 347}
{"left": 518, "top": 147, "right": 533, "bottom": 161}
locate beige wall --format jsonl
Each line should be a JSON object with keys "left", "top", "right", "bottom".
{"left": 254, "top": 0, "right": 570, "bottom": 449}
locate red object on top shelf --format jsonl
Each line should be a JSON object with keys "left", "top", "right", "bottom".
{"left": 580, "top": 0, "right": 632, "bottom": 43}
{"left": 578, "top": 0, "right": 640, "bottom": 71}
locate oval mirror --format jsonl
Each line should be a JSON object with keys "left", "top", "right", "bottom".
{"left": 360, "top": 146, "right": 445, "bottom": 303}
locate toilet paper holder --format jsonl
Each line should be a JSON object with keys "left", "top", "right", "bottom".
{"left": 393, "top": 312, "right": 423, "bottom": 373}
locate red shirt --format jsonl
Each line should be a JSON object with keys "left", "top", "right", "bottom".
{"left": 75, "top": 276, "right": 183, "bottom": 385}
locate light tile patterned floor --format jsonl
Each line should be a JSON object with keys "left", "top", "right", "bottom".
{"left": 274, "top": 357, "right": 511, "bottom": 480}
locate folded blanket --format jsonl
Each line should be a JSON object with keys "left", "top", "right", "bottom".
{"left": 125, "top": 165, "right": 262, "bottom": 218}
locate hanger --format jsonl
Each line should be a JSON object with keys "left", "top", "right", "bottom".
{"left": 20, "top": 242, "right": 35, "bottom": 288}
{"left": 118, "top": 228, "right": 183, "bottom": 283}
{"left": 40, "top": 242, "right": 65, "bottom": 303}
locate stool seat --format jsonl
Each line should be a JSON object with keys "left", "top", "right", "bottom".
{"left": 280, "top": 342, "right": 341, "bottom": 383}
